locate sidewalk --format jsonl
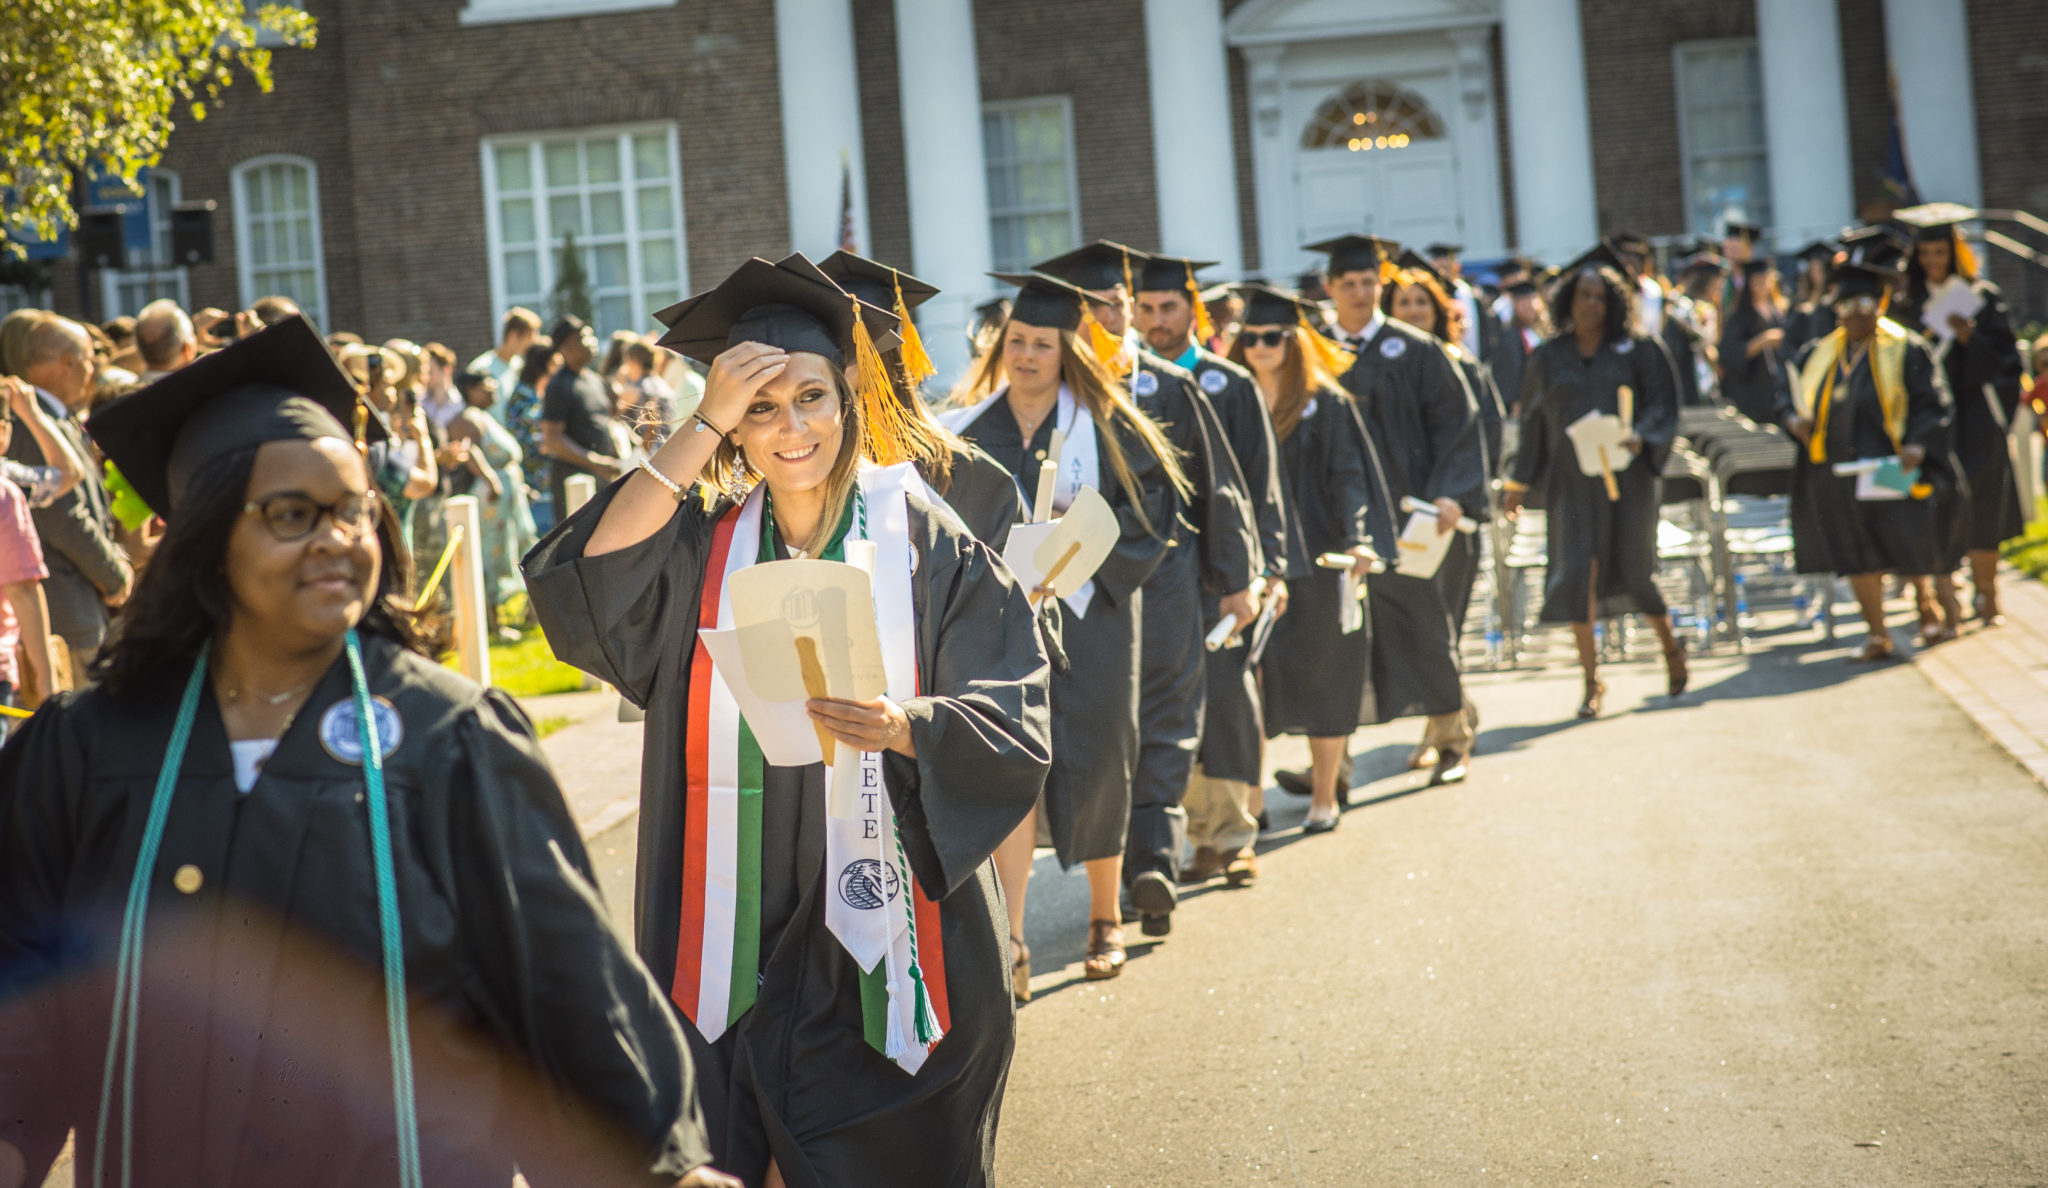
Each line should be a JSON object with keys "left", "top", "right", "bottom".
{"left": 525, "top": 688, "right": 646, "bottom": 838}
{"left": 1913, "top": 565, "right": 2048, "bottom": 788}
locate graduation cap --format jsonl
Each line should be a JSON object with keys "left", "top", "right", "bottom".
{"left": 972, "top": 295, "right": 1011, "bottom": 328}
{"left": 1894, "top": 202, "right": 1976, "bottom": 239}
{"left": 1559, "top": 239, "right": 1637, "bottom": 281}
{"left": 1133, "top": 250, "right": 1222, "bottom": 340}
{"left": 1394, "top": 248, "right": 1449, "bottom": 291}
{"left": 1680, "top": 252, "right": 1729, "bottom": 277}
{"left": 1723, "top": 220, "right": 1765, "bottom": 243}
{"left": 1838, "top": 224, "right": 1910, "bottom": 270}
{"left": 989, "top": 271, "right": 1094, "bottom": 332}
{"left": 816, "top": 249, "right": 941, "bottom": 386}
{"left": 1503, "top": 277, "right": 1540, "bottom": 298}
{"left": 1424, "top": 242, "right": 1463, "bottom": 259}
{"left": 1833, "top": 259, "right": 1901, "bottom": 298}
{"left": 1739, "top": 258, "right": 1774, "bottom": 278}
{"left": 1794, "top": 239, "right": 1839, "bottom": 263}
{"left": 1609, "top": 231, "right": 1651, "bottom": 254}
{"left": 88, "top": 314, "right": 386, "bottom": 516}
{"left": 654, "top": 255, "right": 937, "bottom": 468}
{"left": 1303, "top": 234, "right": 1398, "bottom": 275}
{"left": 1031, "top": 241, "right": 1136, "bottom": 294}
{"left": 1233, "top": 282, "right": 1320, "bottom": 327}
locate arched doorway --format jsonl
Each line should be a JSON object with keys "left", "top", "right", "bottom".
{"left": 1294, "top": 79, "right": 1460, "bottom": 252}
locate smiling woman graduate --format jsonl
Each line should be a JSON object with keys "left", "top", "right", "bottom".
{"left": 0, "top": 316, "right": 725, "bottom": 1188}
{"left": 522, "top": 255, "right": 1051, "bottom": 1188}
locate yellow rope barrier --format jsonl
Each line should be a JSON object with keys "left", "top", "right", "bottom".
{"left": 0, "top": 704, "right": 32, "bottom": 719}
{"left": 416, "top": 523, "right": 466, "bottom": 605}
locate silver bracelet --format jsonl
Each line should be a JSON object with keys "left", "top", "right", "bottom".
{"left": 638, "top": 459, "right": 686, "bottom": 504}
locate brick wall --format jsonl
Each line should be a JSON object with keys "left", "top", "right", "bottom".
{"left": 1490, "top": 23, "right": 1517, "bottom": 252}
{"left": 1968, "top": 0, "right": 2048, "bottom": 326}
{"left": 1227, "top": 46, "right": 1260, "bottom": 275}
{"left": 1580, "top": 0, "right": 1756, "bottom": 243}
{"left": 851, "top": 0, "right": 913, "bottom": 271}
{"left": 1838, "top": 0, "right": 1893, "bottom": 220}
{"left": 974, "top": 0, "right": 1159, "bottom": 253}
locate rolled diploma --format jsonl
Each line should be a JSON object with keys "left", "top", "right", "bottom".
{"left": 1205, "top": 614, "right": 1240, "bottom": 651}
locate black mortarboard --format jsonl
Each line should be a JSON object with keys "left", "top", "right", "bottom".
{"left": 1394, "top": 248, "right": 1449, "bottom": 290}
{"left": 1794, "top": 239, "right": 1838, "bottom": 263}
{"left": 1724, "top": 220, "right": 1764, "bottom": 242}
{"left": 88, "top": 315, "right": 385, "bottom": 516}
{"left": 1031, "top": 241, "right": 1135, "bottom": 294}
{"left": 1838, "top": 224, "right": 1910, "bottom": 269}
{"left": 990, "top": 271, "right": 1095, "bottom": 332}
{"left": 1739, "top": 258, "right": 1773, "bottom": 278}
{"left": 1133, "top": 250, "right": 1219, "bottom": 294}
{"left": 1560, "top": 239, "right": 1636, "bottom": 280}
{"left": 973, "top": 296, "right": 1012, "bottom": 326}
{"left": 1233, "top": 283, "right": 1318, "bottom": 327}
{"left": 1504, "top": 278, "right": 1539, "bottom": 298}
{"left": 1894, "top": 202, "right": 1976, "bottom": 240}
{"left": 1833, "top": 259, "right": 1900, "bottom": 298}
{"left": 1681, "top": 252, "right": 1729, "bottom": 276}
{"left": 1610, "top": 231, "right": 1651, "bottom": 253}
{"left": 1424, "top": 242, "right": 1463, "bottom": 259}
{"left": 816, "top": 250, "right": 939, "bottom": 314}
{"left": 653, "top": 254, "right": 898, "bottom": 367}
{"left": 1303, "top": 234, "right": 1397, "bottom": 275}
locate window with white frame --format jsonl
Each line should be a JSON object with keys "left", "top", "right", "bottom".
{"left": 983, "top": 98, "right": 1081, "bottom": 274}
{"left": 459, "top": 0, "right": 674, "bottom": 28}
{"left": 482, "top": 124, "right": 689, "bottom": 340}
{"left": 1675, "top": 40, "right": 1772, "bottom": 237}
{"left": 231, "top": 155, "right": 327, "bottom": 328}
{"left": 102, "top": 170, "right": 190, "bottom": 318}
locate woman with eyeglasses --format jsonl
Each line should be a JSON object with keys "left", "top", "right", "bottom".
{"left": 1776, "top": 260, "right": 1957, "bottom": 661}
{"left": 0, "top": 317, "right": 735, "bottom": 1188}
{"left": 1229, "top": 284, "right": 1385, "bottom": 831}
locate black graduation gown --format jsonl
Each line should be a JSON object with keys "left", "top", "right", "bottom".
{"left": 1186, "top": 347, "right": 1288, "bottom": 786}
{"left": 1338, "top": 318, "right": 1482, "bottom": 721}
{"left": 1784, "top": 302, "right": 1834, "bottom": 361}
{"left": 1512, "top": 334, "right": 1680, "bottom": 623}
{"left": 1719, "top": 301, "right": 1788, "bottom": 424}
{"left": 1774, "top": 330, "right": 1956, "bottom": 576}
{"left": 1493, "top": 324, "right": 1540, "bottom": 421}
{"left": 925, "top": 441, "right": 1026, "bottom": 551}
{"left": 946, "top": 398, "right": 1176, "bottom": 868}
{"left": 1444, "top": 348, "right": 1506, "bottom": 635}
{"left": 1261, "top": 388, "right": 1383, "bottom": 738}
{"left": 1891, "top": 278, "right": 2024, "bottom": 558}
{"left": 523, "top": 476, "right": 1051, "bottom": 1188}
{"left": 1661, "top": 303, "right": 1707, "bottom": 407}
{"left": 1128, "top": 355, "right": 1259, "bottom": 879}
{"left": 0, "top": 633, "right": 710, "bottom": 1188}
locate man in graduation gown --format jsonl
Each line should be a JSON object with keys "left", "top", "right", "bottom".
{"left": 1032, "top": 242, "right": 1261, "bottom": 934}
{"left": 1132, "top": 250, "right": 1291, "bottom": 887}
{"left": 1299, "top": 233, "right": 1485, "bottom": 788}
{"left": 1427, "top": 242, "right": 1500, "bottom": 363}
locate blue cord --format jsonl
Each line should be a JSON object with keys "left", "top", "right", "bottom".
{"left": 346, "top": 630, "right": 424, "bottom": 1188}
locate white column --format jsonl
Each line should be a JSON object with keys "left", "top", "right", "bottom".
{"left": 1143, "top": 0, "right": 1243, "bottom": 276}
{"left": 1242, "top": 45, "right": 1296, "bottom": 281}
{"left": 1499, "top": 0, "right": 1598, "bottom": 261}
{"left": 776, "top": 0, "right": 869, "bottom": 260}
{"left": 1883, "top": 0, "right": 1981, "bottom": 207}
{"left": 896, "top": 0, "right": 995, "bottom": 385}
{"left": 1756, "top": 0, "right": 1855, "bottom": 248}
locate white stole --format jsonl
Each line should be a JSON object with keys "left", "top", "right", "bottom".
{"left": 939, "top": 387, "right": 1101, "bottom": 616}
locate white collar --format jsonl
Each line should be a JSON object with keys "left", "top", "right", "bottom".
{"left": 1340, "top": 311, "right": 1387, "bottom": 346}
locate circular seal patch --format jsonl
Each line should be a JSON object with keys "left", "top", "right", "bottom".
{"left": 319, "top": 696, "right": 404, "bottom": 766}
{"left": 838, "top": 859, "right": 901, "bottom": 910}
{"left": 1132, "top": 370, "right": 1159, "bottom": 397}
{"left": 1198, "top": 368, "right": 1228, "bottom": 395}
{"left": 1614, "top": 338, "right": 1635, "bottom": 354}
{"left": 1379, "top": 336, "right": 1407, "bottom": 359}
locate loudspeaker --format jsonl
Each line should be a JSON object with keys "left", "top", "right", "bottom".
{"left": 169, "top": 200, "right": 217, "bottom": 265}
{"left": 75, "top": 206, "right": 127, "bottom": 268}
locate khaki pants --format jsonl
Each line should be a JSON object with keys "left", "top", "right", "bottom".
{"left": 1185, "top": 762, "right": 1259, "bottom": 855}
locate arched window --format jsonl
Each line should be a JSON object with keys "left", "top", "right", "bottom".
{"left": 1300, "top": 80, "right": 1446, "bottom": 154}
{"left": 231, "top": 154, "right": 327, "bottom": 328}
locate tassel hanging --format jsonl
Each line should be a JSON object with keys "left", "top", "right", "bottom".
{"left": 850, "top": 297, "right": 923, "bottom": 467}
{"left": 1187, "top": 264, "right": 1215, "bottom": 346}
{"left": 1084, "top": 310, "right": 1125, "bottom": 374}
{"left": 1297, "top": 313, "right": 1356, "bottom": 378}
{"left": 892, "top": 275, "right": 937, "bottom": 387}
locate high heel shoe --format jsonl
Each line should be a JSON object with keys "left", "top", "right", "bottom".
{"left": 1664, "top": 641, "right": 1689, "bottom": 697}
{"left": 1011, "top": 935, "right": 1031, "bottom": 1003}
{"left": 1576, "top": 679, "right": 1605, "bottom": 720}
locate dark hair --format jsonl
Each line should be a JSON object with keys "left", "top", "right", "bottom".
{"left": 521, "top": 342, "right": 559, "bottom": 389}
{"left": 1548, "top": 265, "right": 1635, "bottom": 346}
{"left": 93, "top": 444, "right": 438, "bottom": 696}
{"left": 1903, "top": 229, "right": 1977, "bottom": 306}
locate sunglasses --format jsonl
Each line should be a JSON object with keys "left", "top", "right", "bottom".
{"left": 1831, "top": 295, "right": 1881, "bottom": 316}
{"left": 1243, "top": 329, "right": 1291, "bottom": 348}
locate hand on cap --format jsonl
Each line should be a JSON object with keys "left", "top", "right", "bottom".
{"left": 700, "top": 342, "right": 788, "bottom": 436}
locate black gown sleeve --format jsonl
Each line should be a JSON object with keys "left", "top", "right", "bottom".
{"left": 1213, "top": 370, "right": 1290, "bottom": 577}
{"left": 1415, "top": 340, "right": 1486, "bottom": 512}
{"left": 1459, "top": 354, "right": 1507, "bottom": 484}
{"left": 1631, "top": 335, "right": 1681, "bottom": 464}
{"left": 1775, "top": 342, "right": 1818, "bottom": 427}
{"left": 441, "top": 689, "right": 714, "bottom": 1183}
{"left": 1904, "top": 338, "right": 1956, "bottom": 456}
{"left": 884, "top": 515, "right": 1052, "bottom": 899}
{"left": 1329, "top": 397, "right": 1374, "bottom": 550}
{"left": 1510, "top": 348, "right": 1552, "bottom": 489}
{"left": 521, "top": 478, "right": 722, "bottom": 706}
{"left": 1165, "top": 370, "right": 1262, "bottom": 595}
{"left": 1089, "top": 413, "right": 1181, "bottom": 606}
{"left": 1962, "top": 281, "right": 2023, "bottom": 420}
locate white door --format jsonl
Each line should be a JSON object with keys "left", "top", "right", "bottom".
{"left": 1291, "top": 77, "right": 1462, "bottom": 254}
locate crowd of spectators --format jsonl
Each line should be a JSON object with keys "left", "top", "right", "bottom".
{"left": 0, "top": 297, "right": 701, "bottom": 733}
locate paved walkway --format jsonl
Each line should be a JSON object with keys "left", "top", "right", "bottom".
{"left": 1914, "top": 567, "right": 2048, "bottom": 788}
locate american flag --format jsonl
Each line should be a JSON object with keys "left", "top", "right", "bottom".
{"left": 837, "top": 151, "right": 858, "bottom": 254}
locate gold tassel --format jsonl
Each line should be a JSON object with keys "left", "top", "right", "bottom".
{"left": 1954, "top": 232, "right": 1979, "bottom": 280}
{"left": 1187, "top": 264, "right": 1215, "bottom": 346}
{"left": 1297, "top": 312, "right": 1356, "bottom": 378}
{"left": 892, "top": 275, "right": 937, "bottom": 387}
{"left": 353, "top": 396, "right": 369, "bottom": 455}
{"left": 850, "top": 297, "right": 923, "bottom": 467}
{"left": 1085, "top": 309, "right": 1125, "bottom": 374}
{"left": 1119, "top": 250, "right": 1134, "bottom": 298}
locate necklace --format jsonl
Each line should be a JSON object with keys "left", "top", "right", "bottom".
{"left": 1839, "top": 338, "right": 1870, "bottom": 379}
{"left": 220, "top": 675, "right": 312, "bottom": 708}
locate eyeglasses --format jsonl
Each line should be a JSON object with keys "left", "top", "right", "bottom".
{"left": 1831, "top": 295, "right": 1881, "bottom": 316}
{"left": 243, "top": 491, "right": 381, "bottom": 542}
{"left": 1245, "top": 329, "right": 1291, "bottom": 348}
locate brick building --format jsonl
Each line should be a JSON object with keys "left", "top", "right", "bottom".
{"left": 18, "top": 0, "right": 2047, "bottom": 375}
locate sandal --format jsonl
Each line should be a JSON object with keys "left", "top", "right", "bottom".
{"left": 1576, "top": 680, "right": 1605, "bottom": 720}
{"left": 1011, "top": 935, "right": 1031, "bottom": 1004}
{"left": 1083, "top": 919, "right": 1125, "bottom": 980}
{"left": 1917, "top": 623, "right": 1957, "bottom": 648}
{"left": 1974, "top": 594, "right": 2005, "bottom": 627}
{"left": 1855, "top": 635, "right": 1896, "bottom": 662}
{"left": 1664, "top": 641, "right": 1689, "bottom": 698}
{"left": 1407, "top": 741, "right": 1438, "bottom": 771}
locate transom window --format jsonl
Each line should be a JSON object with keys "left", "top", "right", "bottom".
{"left": 1675, "top": 40, "right": 1772, "bottom": 236}
{"left": 102, "top": 170, "right": 190, "bottom": 318}
{"left": 482, "top": 124, "right": 688, "bottom": 341}
{"left": 984, "top": 98, "right": 1081, "bottom": 274}
{"left": 231, "top": 155, "right": 327, "bottom": 329}
{"left": 1302, "top": 81, "right": 1445, "bottom": 153}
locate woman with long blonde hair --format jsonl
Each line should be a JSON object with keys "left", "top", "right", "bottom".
{"left": 941, "top": 271, "right": 1189, "bottom": 995}
{"left": 526, "top": 255, "right": 1052, "bottom": 1187}
{"left": 1228, "top": 284, "right": 1387, "bottom": 833}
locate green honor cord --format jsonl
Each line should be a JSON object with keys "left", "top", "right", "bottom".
{"left": 95, "top": 631, "right": 422, "bottom": 1188}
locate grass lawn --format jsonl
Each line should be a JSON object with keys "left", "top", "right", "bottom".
{"left": 483, "top": 629, "right": 588, "bottom": 698}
